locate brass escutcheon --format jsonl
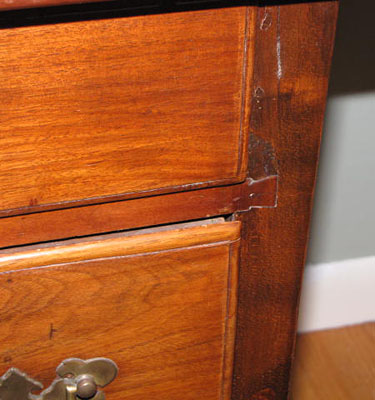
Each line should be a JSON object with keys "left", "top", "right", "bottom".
{"left": 0, "top": 357, "right": 118, "bottom": 400}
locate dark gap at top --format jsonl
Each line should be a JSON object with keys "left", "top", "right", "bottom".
{"left": 0, "top": 0, "right": 334, "bottom": 29}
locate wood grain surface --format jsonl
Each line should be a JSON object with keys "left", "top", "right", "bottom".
{"left": 0, "top": 176, "right": 277, "bottom": 249}
{"left": 0, "top": 3, "right": 340, "bottom": 400}
{"left": 0, "top": 219, "right": 241, "bottom": 270}
{"left": 291, "top": 323, "right": 375, "bottom": 400}
{"left": 0, "top": 7, "right": 255, "bottom": 217}
{"left": 232, "top": 3, "right": 339, "bottom": 400}
{"left": 0, "top": 219, "right": 240, "bottom": 400}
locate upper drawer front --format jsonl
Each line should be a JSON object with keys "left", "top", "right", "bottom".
{"left": 0, "top": 220, "right": 240, "bottom": 400}
{"left": 0, "top": 7, "right": 254, "bottom": 216}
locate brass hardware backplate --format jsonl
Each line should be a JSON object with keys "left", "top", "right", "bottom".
{"left": 0, "top": 357, "right": 118, "bottom": 400}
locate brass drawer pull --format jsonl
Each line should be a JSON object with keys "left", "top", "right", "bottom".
{"left": 0, "top": 357, "right": 118, "bottom": 400}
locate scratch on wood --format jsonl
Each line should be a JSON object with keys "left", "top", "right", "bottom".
{"left": 260, "top": 11, "right": 272, "bottom": 31}
{"left": 49, "top": 323, "right": 57, "bottom": 340}
{"left": 276, "top": 7, "right": 283, "bottom": 80}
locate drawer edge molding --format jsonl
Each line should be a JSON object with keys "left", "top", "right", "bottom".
{"left": 0, "top": 220, "right": 241, "bottom": 272}
{"left": 0, "top": 176, "right": 277, "bottom": 249}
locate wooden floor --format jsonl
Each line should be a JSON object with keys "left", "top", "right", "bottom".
{"left": 290, "top": 323, "right": 374, "bottom": 399}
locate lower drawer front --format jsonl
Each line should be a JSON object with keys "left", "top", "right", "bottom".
{"left": 0, "top": 220, "right": 240, "bottom": 400}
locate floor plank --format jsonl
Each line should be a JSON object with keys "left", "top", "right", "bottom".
{"left": 290, "top": 322, "right": 374, "bottom": 399}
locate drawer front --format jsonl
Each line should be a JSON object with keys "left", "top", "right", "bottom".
{"left": 0, "top": 220, "right": 240, "bottom": 399}
{"left": 0, "top": 7, "right": 254, "bottom": 216}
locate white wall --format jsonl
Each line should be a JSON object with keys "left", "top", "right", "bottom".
{"left": 307, "top": 93, "right": 375, "bottom": 264}
{"left": 298, "top": 0, "right": 375, "bottom": 332}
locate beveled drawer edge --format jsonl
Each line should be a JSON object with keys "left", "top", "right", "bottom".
{"left": 236, "top": 5, "right": 256, "bottom": 180}
{"left": 0, "top": 220, "right": 241, "bottom": 272}
{"left": 0, "top": 176, "right": 278, "bottom": 249}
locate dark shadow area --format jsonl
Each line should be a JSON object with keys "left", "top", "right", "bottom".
{"left": 0, "top": 0, "right": 334, "bottom": 29}
{"left": 0, "top": 0, "right": 256, "bottom": 28}
{"left": 329, "top": 0, "right": 375, "bottom": 95}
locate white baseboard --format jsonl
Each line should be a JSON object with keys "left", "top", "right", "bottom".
{"left": 297, "top": 256, "right": 375, "bottom": 333}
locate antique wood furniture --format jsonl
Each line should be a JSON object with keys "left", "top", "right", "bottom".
{"left": 0, "top": 1, "right": 338, "bottom": 399}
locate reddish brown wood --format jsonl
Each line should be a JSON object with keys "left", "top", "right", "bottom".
{"left": 232, "top": 2, "right": 338, "bottom": 400}
{"left": 0, "top": 176, "right": 277, "bottom": 248}
{"left": 0, "top": 3, "right": 339, "bottom": 400}
{"left": 0, "top": 7, "right": 255, "bottom": 218}
{"left": 0, "top": 220, "right": 240, "bottom": 400}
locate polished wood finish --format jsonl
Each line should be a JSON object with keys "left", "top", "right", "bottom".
{"left": 291, "top": 323, "right": 375, "bottom": 400}
{"left": 0, "top": 220, "right": 240, "bottom": 400}
{"left": 0, "top": 219, "right": 241, "bottom": 270}
{"left": 232, "top": 3, "right": 339, "bottom": 400}
{"left": 0, "top": 176, "right": 277, "bottom": 248}
{"left": 0, "top": 7, "right": 255, "bottom": 217}
{"left": 0, "top": 3, "right": 339, "bottom": 400}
